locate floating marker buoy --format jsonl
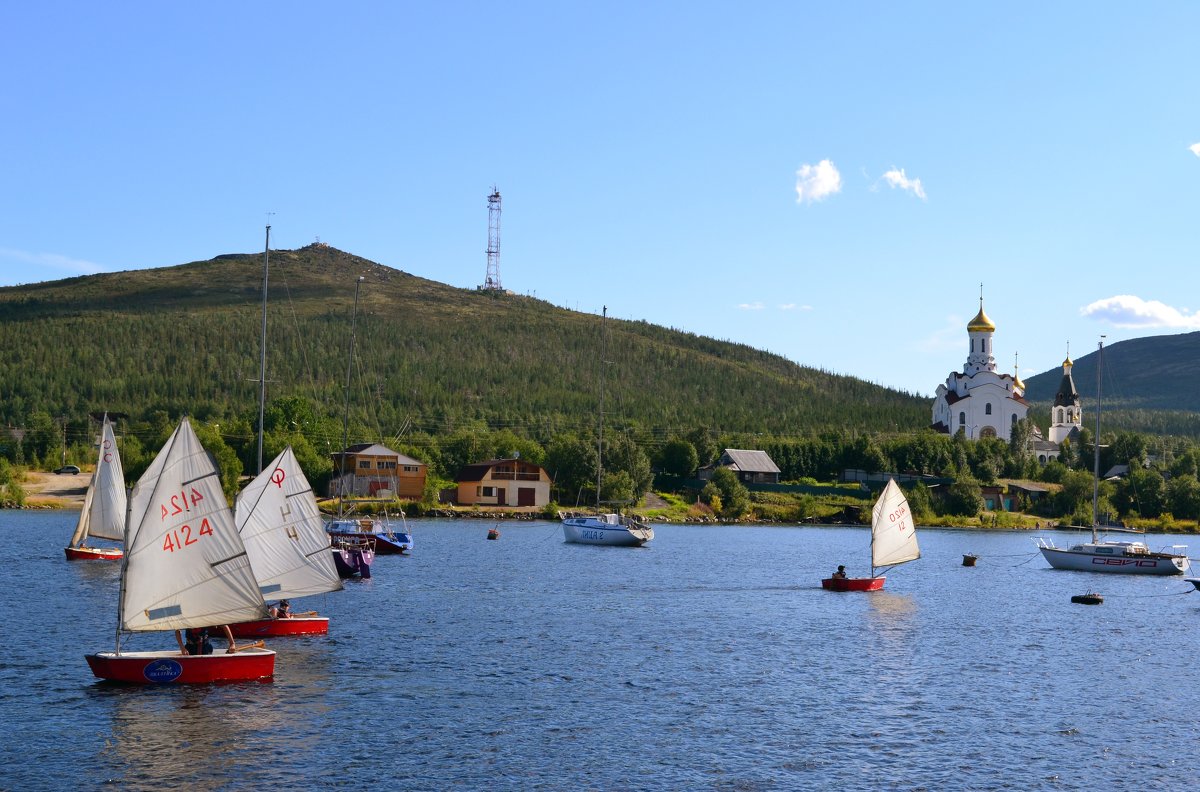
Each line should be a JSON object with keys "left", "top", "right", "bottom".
{"left": 487, "top": 527, "right": 500, "bottom": 540}
{"left": 1071, "top": 593, "right": 1103, "bottom": 605}
{"left": 962, "top": 554, "right": 978, "bottom": 566}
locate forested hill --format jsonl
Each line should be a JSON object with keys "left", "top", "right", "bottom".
{"left": 0, "top": 244, "right": 929, "bottom": 444}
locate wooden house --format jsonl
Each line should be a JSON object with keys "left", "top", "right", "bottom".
{"left": 698, "top": 448, "right": 781, "bottom": 484}
{"left": 329, "top": 443, "right": 426, "bottom": 499}
{"left": 455, "top": 458, "right": 552, "bottom": 507}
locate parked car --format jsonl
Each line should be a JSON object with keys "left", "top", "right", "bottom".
{"left": 54, "top": 465, "right": 81, "bottom": 475}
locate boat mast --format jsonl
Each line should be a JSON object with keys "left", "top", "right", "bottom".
{"left": 1092, "top": 336, "right": 1104, "bottom": 544}
{"left": 337, "top": 277, "right": 365, "bottom": 518}
{"left": 256, "top": 223, "right": 270, "bottom": 475}
{"left": 596, "top": 306, "right": 606, "bottom": 509}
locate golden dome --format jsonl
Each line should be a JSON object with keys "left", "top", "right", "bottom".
{"left": 968, "top": 304, "right": 995, "bottom": 333}
{"left": 1014, "top": 373, "right": 1025, "bottom": 391}
{"left": 1063, "top": 356, "right": 1073, "bottom": 368}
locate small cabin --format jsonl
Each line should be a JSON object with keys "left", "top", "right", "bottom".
{"left": 698, "top": 448, "right": 781, "bottom": 484}
{"left": 455, "top": 458, "right": 552, "bottom": 507}
{"left": 329, "top": 443, "right": 426, "bottom": 499}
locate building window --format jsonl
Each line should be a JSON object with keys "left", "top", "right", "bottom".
{"left": 358, "top": 460, "right": 370, "bottom": 469}
{"left": 985, "top": 403, "right": 992, "bottom": 415}
{"left": 403, "top": 465, "right": 420, "bottom": 473}
{"left": 959, "top": 412, "right": 966, "bottom": 426}
{"left": 482, "top": 486, "right": 495, "bottom": 497}
{"left": 1011, "top": 413, "right": 1017, "bottom": 426}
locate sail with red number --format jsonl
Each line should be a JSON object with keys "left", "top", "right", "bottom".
{"left": 823, "top": 478, "right": 920, "bottom": 592}
{"left": 870, "top": 478, "right": 921, "bottom": 571}
{"left": 85, "top": 418, "right": 275, "bottom": 683}
{"left": 235, "top": 446, "right": 342, "bottom": 600}
{"left": 65, "top": 415, "right": 127, "bottom": 560}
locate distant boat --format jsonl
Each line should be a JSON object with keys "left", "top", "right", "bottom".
{"left": 231, "top": 446, "right": 344, "bottom": 638}
{"left": 561, "top": 306, "right": 653, "bottom": 548}
{"left": 325, "top": 276, "right": 410, "bottom": 568}
{"left": 823, "top": 478, "right": 920, "bottom": 592}
{"left": 84, "top": 418, "right": 275, "bottom": 684}
{"left": 1037, "top": 339, "right": 1189, "bottom": 576}
{"left": 64, "top": 414, "right": 126, "bottom": 561}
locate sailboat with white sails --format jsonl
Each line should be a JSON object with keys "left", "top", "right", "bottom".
{"left": 822, "top": 478, "right": 920, "bottom": 591}
{"left": 64, "top": 414, "right": 126, "bottom": 561}
{"left": 85, "top": 418, "right": 276, "bottom": 683}
{"left": 229, "top": 225, "right": 343, "bottom": 638}
{"left": 1037, "top": 338, "right": 1189, "bottom": 575}
{"left": 561, "top": 307, "right": 653, "bottom": 547}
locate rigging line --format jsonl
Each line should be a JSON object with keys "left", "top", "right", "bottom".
{"left": 1098, "top": 590, "right": 1193, "bottom": 599}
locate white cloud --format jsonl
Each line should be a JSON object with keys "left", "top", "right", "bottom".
{"left": 0, "top": 248, "right": 105, "bottom": 278}
{"left": 1190, "top": 142, "right": 1200, "bottom": 157}
{"left": 880, "top": 167, "right": 927, "bottom": 200}
{"left": 737, "top": 301, "right": 765, "bottom": 310}
{"left": 794, "top": 159, "right": 842, "bottom": 204}
{"left": 1080, "top": 294, "right": 1200, "bottom": 328}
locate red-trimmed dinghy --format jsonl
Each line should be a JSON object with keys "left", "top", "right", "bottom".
{"left": 230, "top": 616, "right": 329, "bottom": 638}
{"left": 65, "top": 545, "right": 123, "bottom": 561}
{"left": 85, "top": 418, "right": 276, "bottom": 684}
{"left": 86, "top": 648, "right": 276, "bottom": 684}
{"left": 232, "top": 446, "right": 343, "bottom": 637}
{"left": 822, "top": 576, "right": 885, "bottom": 592}
{"left": 65, "top": 415, "right": 126, "bottom": 561}
{"left": 822, "top": 479, "right": 920, "bottom": 593}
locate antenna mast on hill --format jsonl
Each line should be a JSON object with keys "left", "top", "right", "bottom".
{"left": 481, "top": 186, "right": 503, "bottom": 291}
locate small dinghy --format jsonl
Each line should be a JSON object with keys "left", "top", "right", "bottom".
{"left": 822, "top": 479, "right": 920, "bottom": 592}
{"left": 487, "top": 526, "right": 500, "bottom": 540}
{"left": 1185, "top": 578, "right": 1200, "bottom": 592}
{"left": 962, "top": 554, "right": 978, "bottom": 566}
{"left": 1070, "top": 592, "right": 1104, "bottom": 605}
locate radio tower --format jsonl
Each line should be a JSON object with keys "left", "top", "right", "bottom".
{"left": 482, "top": 186, "right": 503, "bottom": 291}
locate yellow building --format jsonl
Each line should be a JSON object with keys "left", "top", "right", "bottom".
{"left": 455, "top": 458, "right": 552, "bottom": 507}
{"left": 330, "top": 443, "right": 426, "bottom": 499}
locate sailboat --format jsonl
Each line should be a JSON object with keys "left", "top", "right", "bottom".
{"left": 1037, "top": 339, "right": 1189, "bottom": 575}
{"left": 65, "top": 414, "right": 127, "bottom": 561}
{"left": 822, "top": 478, "right": 920, "bottom": 591}
{"left": 230, "top": 446, "right": 344, "bottom": 637}
{"left": 324, "top": 276, "right": 405, "bottom": 570}
{"left": 561, "top": 307, "right": 654, "bottom": 547}
{"left": 85, "top": 418, "right": 276, "bottom": 684}
{"left": 227, "top": 225, "right": 343, "bottom": 637}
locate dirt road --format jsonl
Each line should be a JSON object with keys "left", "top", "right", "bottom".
{"left": 22, "top": 470, "right": 88, "bottom": 508}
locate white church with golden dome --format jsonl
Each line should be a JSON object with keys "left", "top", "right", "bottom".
{"left": 931, "top": 299, "right": 1029, "bottom": 440}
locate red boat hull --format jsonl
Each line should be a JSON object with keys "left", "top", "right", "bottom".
{"left": 822, "top": 576, "right": 885, "bottom": 591}
{"left": 64, "top": 546, "right": 123, "bottom": 561}
{"left": 85, "top": 649, "right": 275, "bottom": 684}
{"left": 229, "top": 616, "right": 329, "bottom": 638}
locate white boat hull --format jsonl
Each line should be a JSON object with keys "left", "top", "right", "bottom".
{"left": 1039, "top": 546, "right": 1189, "bottom": 575}
{"left": 562, "top": 515, "right": 653, "bottom": 547}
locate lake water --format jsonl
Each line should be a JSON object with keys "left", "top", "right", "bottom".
{"left": 3, "top": 510, "right": 1200, "bottom": 790}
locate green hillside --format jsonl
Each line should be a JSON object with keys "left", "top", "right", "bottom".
{"left": 1022, "top": 334, "right": 1200, "bottom": 437}
{"left": 0, "top": 244, "right": 929, "bottom": 451}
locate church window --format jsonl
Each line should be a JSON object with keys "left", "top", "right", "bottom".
{"left": 1056, "top": 408, "right": 1063, "bottom": 423}
{"left": 985, "top": 403, "right": 992, "bottom": 415}
{"left": 1011, "top": 413, "right": 1017, "bottom": 426}
{"left": 970, "top": 339, "right": 975, "bottom": 353}
{"left": 959, "top": 412, "right": 965, "bottom": 426}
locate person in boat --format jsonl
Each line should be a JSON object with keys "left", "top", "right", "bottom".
{"left": 175, "top": 625, "right": 238, "bottom": 655}
{"left": 269, "top": 600, "right": 292, "bottom": 619}
{"left": 832, "top": 565, "right": 847, "bottom": 580}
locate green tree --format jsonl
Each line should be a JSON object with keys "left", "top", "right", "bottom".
{"left": 657, "top": 438, "right": 699, "bottom": 478}
{"left": 710, "top": 467, "right": 750, "bottom": 518}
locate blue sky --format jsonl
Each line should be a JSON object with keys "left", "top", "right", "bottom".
{"left": 4, "top": 2, "right": 1200, "bottom": 397}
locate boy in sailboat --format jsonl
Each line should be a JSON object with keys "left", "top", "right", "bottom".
{"left": 175, "top": 625, "right": 239, "bottom": 655}
{"left": 831, "top": 565, "right": 847, "bottom": 580}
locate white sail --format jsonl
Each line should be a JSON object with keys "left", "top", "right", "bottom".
{"left": 70, "top": 416, "right": 127, "bottom": 545}
{"left": 235, "top": 446, "right": 343, "bottom": 600}
{"left": 120, "top": 418, "right": 267, "bottom": 632}
{"left": 870, "top": 479, "right": 920, "bottom": 570}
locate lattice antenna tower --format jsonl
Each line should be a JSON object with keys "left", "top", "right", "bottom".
{"left": 482, "top": 186, "right": 503, "bottom": 290}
